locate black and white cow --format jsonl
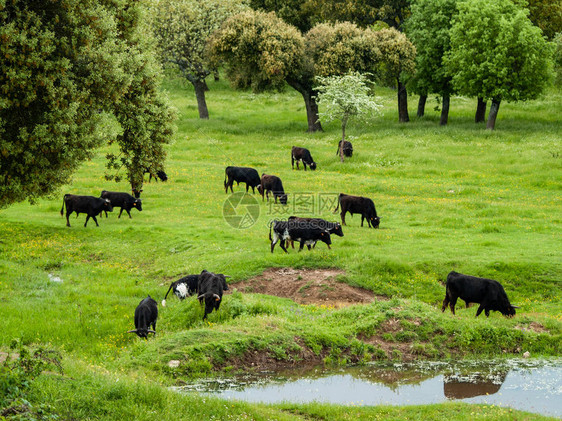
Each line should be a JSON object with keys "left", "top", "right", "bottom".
{"left": 224, "top": 166, "right": 261, "bottom": 194}
{"left": 161, "top": 274, "right": 199, "bottom": 306}
{"left": 257, "top": 174, "right": 288, "bottom": 204}
{"left": 286, "top": 216, "right": 343, "bottom": 249}
{"left": 334, "top": 193, "right": 380, "bottom": 228}
{"left": 100, "top": 190, "right": 142, "bottom": 219}
{"left": 442, "top": 271, "right": 518, "bottom": 317}
{"left": 60, "top": 194, "right": 113, "bottom": 227}
{"left": 127, "top": 295, "right": 158, "bottom": 339}
{"left": 337, "top": 140, "right": 353, "bottom": 157}
{"left": 269, "top": 219, "right": 332, "bottom": 253}
{"left": 291, "top": 146, "right": 317, "bottom": 171}
{"left": 197, "top": 270, "right": 229, "bottom": 320}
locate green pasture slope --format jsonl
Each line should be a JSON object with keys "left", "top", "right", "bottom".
{"left": 1, "top": 75, "right": 560, "bottom": 420}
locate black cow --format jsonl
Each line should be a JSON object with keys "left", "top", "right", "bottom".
{"left": 441, "top": 271, "right": 518, "bottom": 317}
{"left": 269, "top": 219, "right": 332, "bottom": 253}
{"left": 286, "top": 216, "right": 343, "bottom": 249}
{"left": 60, "top": 194, "right": 113, "bottom": 227}
{"left": 127, "top": 295, "right": 158, "bottom": 339}
{"left": 100, "top": 190, "right": 142, "bottom": 219}
{"left": 291, "top": 146, "right": 317, "bottom": 171}
{"left": 257, "top": 174, "right": 288, "bottom": 204}
{"left": 197, "top": 270, "right": 229, "bottom": 320}
{"left": 337, "top": 140, "right": 353, "bottom": 157}
{"left": 144, "top": 168, "right": 168, "bottom": 183}
{"left": 224, "top": 166, "right": 261, "bottom": 194}
{"left": 334, "top": 193, "right": 380, "bottom": 228}
{"left": 161, "top": 274, "right": 199, "bottom": 307}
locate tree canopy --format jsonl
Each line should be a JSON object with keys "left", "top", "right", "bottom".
{"left": 151, "top": 0, "right": 247, "bottom": 119}
{"left": 445, "top": 0, "right": 554, "bottom": 129}
{"left": 0, "top": 0, "right": 175, "bottom": 207}
{"left": 405, "top": 0, "right": 458, "bottom": 125}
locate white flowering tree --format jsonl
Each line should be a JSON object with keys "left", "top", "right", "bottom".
{"left": 315, "top": 73, "right": 382, "bottom": 162}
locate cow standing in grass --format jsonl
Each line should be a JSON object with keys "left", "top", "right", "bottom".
{"left": 224, "top": 166, "right": 261, "bottom": 194}
{"left": 100, "top": 191, "right": 142, "bottom": 219}
{"left": 257, "top": 174, "right": 288, "bottom": 204}
{"left": 291, "top": 146, "right": 317, "bottom": 170}
{"left": 60, "top": 194, "right": 113, "bottom": 227}
{"left": 334, "top": 193, "right": 380, "bottom": 228}
{"left": 161, "top": 274, "right": 199, "bottom": 306}
{"left": 442, "top": 271, "right": 518, "bottom": 317}
{"left": 286, "top": 216, "right": 343, "bottom": 249}
{"left": 197, "top": 270, "right": 229, "bottom": 320}
{"left": 127, "top": 296, "right": 158, "bottom": 339}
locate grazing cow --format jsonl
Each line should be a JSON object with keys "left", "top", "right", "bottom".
{"left": 257, "top": 174, "right": 288, "bottom": 205}
{"left": 60, "top": 194, "right": 113, "bottom": 227}
{"left": 441, "top": 271, "right": 518, "bottom": 317}
{"left": 100, "top": 191, "right": 142, "bottom": 219}
{"left": 286, "top": 216, "right": 343, "bottom": 249}
{"left": 337, "top": 140, "right": 353, "bottom": 157}
{"left": 127, "top": 295, "right": 158, "bottom": 339}
{"left": 144, "top": 168, "right": 168, "bottom": 183}
{"left": 334, "top": 193, "right": 380, "bottom": 228}
{"left": 161, "top": 274, "right": 199, "bottom": 307}
{"left": 291, "top": 146, "right": 317, "bottom": 171}
{"left": 269, "top": 219, "right": 332, "bottom": 253}
{"left": 197, "top": 270, "right": 229, "bottom": 320}
{"left": 224, "top": 166, "right": 261, "bottom": 194}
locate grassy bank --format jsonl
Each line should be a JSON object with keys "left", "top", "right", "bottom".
{"left": 0, "top": 74, "right": 560, "bottom": 418}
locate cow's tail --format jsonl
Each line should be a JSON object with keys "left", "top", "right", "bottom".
{"left": 333, "top": 194, "right": 341, "bottom": 213}
{"left": 268, "top": 220, "right": 276, "bottom": 241}
{"left": 60, "top": 194, "right": 67, "bottom": 216}
{"left": 224, "top": 168, "right": 228, "bottom": 190}
{"left": 161, "top": 282, "right": 175, "bottom": 307}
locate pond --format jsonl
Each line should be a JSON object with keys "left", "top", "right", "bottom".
{"left": 174, "top": 359, "right": 562, "bottom": 417}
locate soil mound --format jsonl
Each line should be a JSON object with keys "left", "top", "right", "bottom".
{"left": 233, "top": 267, "right": 384, "bottom": 307}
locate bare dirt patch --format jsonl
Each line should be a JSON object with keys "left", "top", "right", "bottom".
{"left": 514, "top": 321, "right": 548, "bottom": 333}
{"left": 232, "top": 267, "right": 386, "bottom": 307}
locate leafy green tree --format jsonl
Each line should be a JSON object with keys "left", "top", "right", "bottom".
{"left": 405, "top": 0, "right": 458, "bottom": 125}
{"left": 445, "top": 0, "right": 554, "bottom": 130}
{"left": 0, "top": 0, "right": 175, "bottom": 207}
{"left": 151, "top": 0, "right": 247, "bottom": 119}
{"left": 316, "top": 72, "right": 382, "bottom": 161}
{"left": 370, "top": 27, "right": 416, "bottom": 123}
{"left": 249, "top": 0, "right": 315, "bottom": 32}
{"left": 527, "top": 0, "right": 562, "bottom": 40}
{"left": 210, "top": 11, "right": 399, "bottom": 131}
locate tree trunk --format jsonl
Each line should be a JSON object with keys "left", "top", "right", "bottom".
{"left": 340, "top": 117, "right": 348, "bottom": 163}
{"left": 397, "top": 80, "right": 409, "bottom": 122}
{"left": 486, "top": 98, "right": 501, "bottom": 130}
{"left": 475, "top": 97, "right": 487, "bottom": 123}
{"left": 287, "top": 78, "right": 323, "bottom": 132}
{"left": 417, "top": 95, "right": 427, "bottom": 117}
{"left": 193, "top": 79, "right": 209, "bottom": 119}
{"left": 213, "top": 70, "right": 219, "bottom": 82}
{"left": 440, "top": 94, "right": 450, "bottom": 126}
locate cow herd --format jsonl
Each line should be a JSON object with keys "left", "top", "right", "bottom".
{"left": 58, "top": 145, "right": 519, "bottom": 339}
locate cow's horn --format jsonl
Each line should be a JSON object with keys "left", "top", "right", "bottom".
{"left": 511, "top": 305, "right": 520, "bottom": 308}
{"left": 197, "top": 293, "right": 206, "bottom": 300}
{"left": 127, "top": 329, "right": 138, "bottom": 333}
{"left": 147, "top": 330, "right": 156, "bottom": 334}
{"left": 214, "top": 294, "right": 220, "bottom": 301}
{"left": 161, "top": 300, "right": 167, "bottom": 307}
{"left": 223, "top": 275, "right": 231, "bottom": 278}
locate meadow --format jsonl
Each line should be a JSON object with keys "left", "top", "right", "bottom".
{"left": 0, "top": 74, "right": 560, "bottom": 420}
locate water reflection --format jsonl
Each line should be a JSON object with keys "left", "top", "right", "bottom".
{"left": 173, "top": 359, "right": 562, "bottom": 417}
{"left": 443, "top": 371, "right": 507, "bottom": 399}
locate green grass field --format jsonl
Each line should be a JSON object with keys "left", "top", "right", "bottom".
{"left": 0, "top": 74, "right": 560, "bottom": 419}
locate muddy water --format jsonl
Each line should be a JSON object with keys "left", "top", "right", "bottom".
{"left": 174, "top": 359, "right": 562, "bottom": 417}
